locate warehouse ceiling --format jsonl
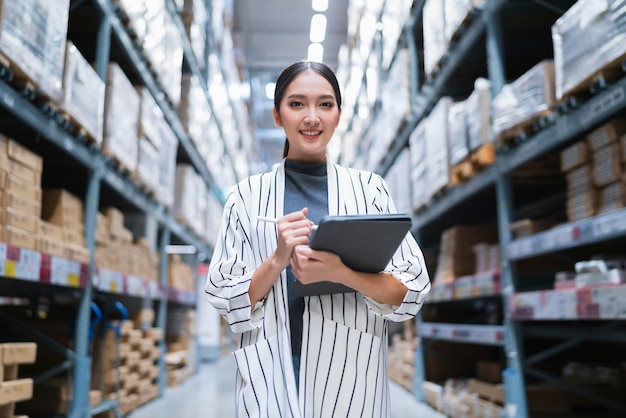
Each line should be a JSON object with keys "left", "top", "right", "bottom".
{"left": 232, "top": 0, "right": 350, "bottom": 170}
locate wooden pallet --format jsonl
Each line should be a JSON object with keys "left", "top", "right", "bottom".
{"left": 560, "top": 53, "right": 626, "bottom": 103}
{"left": 450, "top": 142, "right": 496, "bottom": 185}
{"left": 495, "top": 109, "right": 556, "bottom": 148}
{"left": 57, "top": 110, "right": 101, "bottom": 147}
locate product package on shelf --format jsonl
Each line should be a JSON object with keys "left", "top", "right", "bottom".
{"left": 553, "top": 0, "right": 626, "bottom": 100}
{"left": 425, "top": 97, "right": 452, "bottom": 198}
{"left": 465, "top": 78, "right": 492, "bottom": 151}
{"left": 448, "top": 101, "right": 470, "bottom": 166}
{"left": 384, "top": 149, "right": 412, "bottom": 216}
{"left": 137, "top": 87, "right": 164, "bottom": 151}
{"left": 182, "top": 0, "right": 208, "bottom": 71}
{"left": 0, "top": 137, "right": 42, "bottom": 251}
{"left": 103, "top": 63, "right": 140, "bottom": 174}
{"left": 41, "top": 188, "right": 90, "bottom": 264}
{"left": 380, "top": 0, "right": 413, "bottom": 69}
{"left": 409, "top": 119, "right": 429, "bottom": 211}
{"left": 173, "top": 164, "right": 207, "bottom": 236}
{"left": 492, "top": 60, "right": 557, "bottom": 145}
{"left": 434, "top": 224, "right": 498, "bottom": 285}
{"left": 423, "top": 0, "right": 448, "bottom": 77}
{"left": 178, "top": 74, "right": 213, "bottom": 157}
{"left": 443, "top": 0, "right": 485, "bottom": 43}
{"left": 157, "top": 119, "right": 178, "bottom": 210}
{"left": 565, "top": 164, "right": 597, "bottom": 222}
{"left": 143, "top": 0, "right": 183, "bottom": 107}
{"left": 60, "top": 42, "right": 105, "bottom": 146}
{"left": 135, "top": 137, "right": 160, "bottom": 196}
{"left": 0, "top": 0, "right": 69, "bottom": 103}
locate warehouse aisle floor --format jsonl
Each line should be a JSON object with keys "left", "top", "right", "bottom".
{"left": 128, "top": 355, "right": 446, "bottom": 417}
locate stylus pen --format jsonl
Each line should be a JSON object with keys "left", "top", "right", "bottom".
{"left": 257, "top": 216, "right": 318, "bottom": 230}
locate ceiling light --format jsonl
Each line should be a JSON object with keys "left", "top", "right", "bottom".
{"left": 312, "top": 0, "right": 328, "bottom": 12}
{"left": 309, "top": 14, "right": 327, "bottom": 43}
{"left": 307, "top": 43, "right": 324, "bottom": 62}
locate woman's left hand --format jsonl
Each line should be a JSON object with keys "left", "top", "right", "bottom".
{"left": 290, "top": 245, "right": 347, "bottom": 285}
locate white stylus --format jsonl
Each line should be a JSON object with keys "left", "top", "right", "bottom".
{"left": 256, "top": 216, "right": 318, "bottom": 230}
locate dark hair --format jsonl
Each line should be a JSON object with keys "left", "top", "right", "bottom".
{"left": 274, "top": 61, "right": 342, "bottom": 158}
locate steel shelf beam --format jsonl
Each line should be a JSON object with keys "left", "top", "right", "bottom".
{"left": 420, "top": 322, "right": 505, "bottom": 346}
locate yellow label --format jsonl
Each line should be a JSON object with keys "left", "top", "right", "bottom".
{"left": 4, "top": 260, "right": 16, "bottom": 277}
{"left": 68, "top": 273, "right": 80, "bottom": 287}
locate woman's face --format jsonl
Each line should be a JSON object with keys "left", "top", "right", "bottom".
{"left": 273, "top": 69, "right": 341, "bottom": 162}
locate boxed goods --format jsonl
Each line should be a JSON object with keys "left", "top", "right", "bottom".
{"left": 60, "top": 42, "right": 105, "bottom": 145}
{"left": 423, "top": 0, "right": 447, "bottom": 77}
{"left": 425, "top": 97, "right": 452, "bottom": 197}
{"left": 492, "top": 60, "right": 557, "bottom": 139}
{"left": 553, "top": 0, "right": 626, "bottom": 99}
{"left": 103, "top": 63, "right": 140, "bottom": 173}
{"left": 0, "top": 0, "right": 69, "bottom": 102}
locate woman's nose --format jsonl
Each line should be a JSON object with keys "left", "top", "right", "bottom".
{"left": 304, "top": 108, "right": 320, "bottom": 125}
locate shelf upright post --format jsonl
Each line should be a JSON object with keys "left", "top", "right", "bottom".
{"left": 411, "top": 229, "right": 427, "bottom": 403}
{"left": 69, "top": 164, "right": 103, "bottom": 418}
{"left": 405, "top": 15, "right": 420, "bottom": 113}
{"left": 486, "top": 2, "right": 529, "bottom": 416}
{"left": 156, "top": 226, "right": 172, "bottom": 396}
{"left": 94, "top": 0, "right": 112, "bottom": 81}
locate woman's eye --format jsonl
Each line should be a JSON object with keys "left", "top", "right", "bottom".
{"left": 321, "top": 102, "right": 334, "bottom": 108}
{"left": 289, "top": 101, "right": 304, "bottom": 107}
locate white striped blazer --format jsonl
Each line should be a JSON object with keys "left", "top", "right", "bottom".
{"left": 205, "top": 160, "right": 431, "bottom": 418}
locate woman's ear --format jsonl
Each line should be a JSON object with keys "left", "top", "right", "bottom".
{"left": 272, "top": 107, "right": 282, "bottom": 127}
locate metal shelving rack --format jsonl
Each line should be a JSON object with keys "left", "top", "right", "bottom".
{"left": 347, "top": 0, "right": 626, "bottom": 416}
{"left": 0, "top": 0, "right": 233, "bottom": 417}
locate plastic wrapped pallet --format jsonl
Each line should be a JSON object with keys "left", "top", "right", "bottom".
{"left": 448, "top": 100, "right": 470, "bottom": 165}
{"left": 426, "top": 97, "right": 452, "bottom": 197}
{"left": 423, "top": 0, "right": 448, "bottom": 77}
{"left": 183, "top": 0, "right": 208, "bottom": 71}
{"left": 157, "top": 119, "right": 177, "bottom": 210}
{"left": 144, "top": 0, "right": 183, "bottom": 106}
{"left": 61, "top": 42, "right": 105, "bottom": 145}
{"left": 137, "top": 87, "right": 163, "bottom": 151}
{"left": 384, "top": 149, "right": 412, "bottom": 215}
{"left": 466, "top": 78, "right": 492, "bottom": 151}
{"left": 103, "top": 63, "right": 140, "bottom": 173}
{"left": 552, "top": 0, "right": 626, "bottom": 100}
{"left": 492, "top": 60, "right": 557, "bottom": 138}
{"left": 444, "top": 0, "right": 485, "bottom": 43}
{"left": 179, "top": 74, "right": 213, "bottom": 150}
{"left": 136, "top": 137, "right": 160, "bottom": 194}
{"left": 0, "top": 0, "right": 69, "bottom": 103}
{"left": 409, "top": 119, "right": 429, "bottom": 210}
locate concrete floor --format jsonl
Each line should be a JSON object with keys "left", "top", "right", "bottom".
{"left": 128, "top": 356, "right": 445, "bottom": 418}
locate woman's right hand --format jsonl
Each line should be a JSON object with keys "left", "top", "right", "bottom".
{"left": 273, "top": 208, "right": 314, "bottom": 269}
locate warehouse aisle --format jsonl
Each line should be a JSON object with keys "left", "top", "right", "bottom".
{"left": 128, "top": 356, "right": 445, "bottom": 417}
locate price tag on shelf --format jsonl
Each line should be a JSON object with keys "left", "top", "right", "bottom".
{"left": 592, "top": 210, "right": 626, "bottom": 238}
{"left": 508, "top": 237, "right": 533, "bottom": 259}
{"left": 126, "top": 275, "right": 145, "bottom": 297}
{"left": 147, "top": 281, "right": 160, "bottom": 299}
{"left": 540, "top": 225, "right": 576, "bottom": 252}
{"left": 97, "top": 268, "right": 124, "bottom": 293}
{"left": 50, "top": 256, "right": 69, "bottom": 286}
{"left": 0, "top": 243, "right": 7, "bottom": 276}
{"left": 15, "top": 248, "right": 41, "bottom": 281}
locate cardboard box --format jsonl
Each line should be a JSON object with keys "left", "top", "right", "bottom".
{"left": 0, "top": 343, "right": 37, "bottom": 365}
{"left": 39, "top": 220, "right": 65, "bottom": 242}
{"left": 0, "top": 157, "right": 41, "bottom": 186}
{"left": 1, "top": 188, "right": 40, "bottom": 217}
{"left": 38, "top": 235, "right": 68, "bottom": 258}
{"left": 0, "top": 225, "right": 38, "bottom": 250}
{"left": 0, "top": 207, "right": 39, "bottom": 233}
{"left": 41, "top": 188, "right": 84, "bottom": 233}
{"left": 6, "top": 140, "right": 42, "bottom": 173}
{"left": 561, "top": 140, "right": 589, "bottom": 172}
{"left": 0, "top": 378, "right": 33, "bottom": 404}
{"left": 4, "top": 175, "right": 41, "bottom": 204}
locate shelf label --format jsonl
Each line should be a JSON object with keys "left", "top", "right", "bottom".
{"left": 126, "top": 275, "right": 145, "bottom": 297}
{"left": 508, "top": 237, "right": 534, "bottom": 259}
{"left": 97, "top": 269, "right": 124, "bottom": 293}
{"left": 540, "top": 225, "right": 575, "bottom": 252}
{"left": 50, "top": 256, "right": 68, "bottom": 286}
{"left": 592, "top": 210, "right": 626, "bottom": 238}
{"left": 581, "top": 86, "right": 625, "bottom": 126}
{"left": 15, "top": 249, "right": 41, "bottom": 281}
{"left": 0, "top": 243, "right": 6, "bottom": 275}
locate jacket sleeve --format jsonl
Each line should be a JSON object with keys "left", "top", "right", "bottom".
{"left": 363, "top": 174, "right": 431, "bottom": 321}
{"left": 204, "top": 186, "right": 264, "bottom": 334}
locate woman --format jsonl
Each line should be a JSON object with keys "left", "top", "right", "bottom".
{"left": 205, "top": 61, "right": 430, "bottom": 418}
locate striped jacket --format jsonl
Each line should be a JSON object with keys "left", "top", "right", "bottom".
{"left": 205, "top": 160, "right": 431, "bottom": 418}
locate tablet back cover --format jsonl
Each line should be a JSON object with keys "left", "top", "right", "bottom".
{"left": 292, "top": 214, "right": 412, "bottom": 296}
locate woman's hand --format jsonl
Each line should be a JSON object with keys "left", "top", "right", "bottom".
{"left": 290, "top": 244, "right": 409, "bottom": 306}
{"left": 272, "top": 208, "right": 315, "bottom": 269}
{"left": 290, "top": 245, "right": 347, "bottom": 284}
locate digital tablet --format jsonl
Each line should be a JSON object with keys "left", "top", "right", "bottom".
{"left": 292, "top": 213, "right": 413, "bottom": 297}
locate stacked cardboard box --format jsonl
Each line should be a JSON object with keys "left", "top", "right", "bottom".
{"left": 561, "top": 119, "right": 626, "bottom": 222}
{"left": 0, "top": 342, "right": 36, "bottom": 418}
{"left": 94, "top": 207, "right": 159, "bottom": 281}
{"left": 0, "top": 136, "right": 42, "bottom": 251}
{"left": 40, "top": 188, "right": 89, "bottom": 263}
{"left": 92, "top": 320, "right": 161, "bottom": 415}
{"left": 434, "top": 224, "right": 498, "bottom": 285}
{"left": 165, "top": 309, "right": 195, "bottom": 387}
{"left": 135, "top": 88, "right": 162, "bottom": 195}
{"left": 387, "top": 332, "right": 417, "bottom": 392}
{"left": 168, "top": 254, "right": 195, "bottom": 292}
